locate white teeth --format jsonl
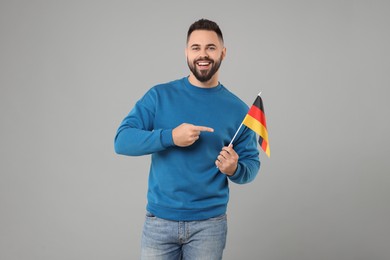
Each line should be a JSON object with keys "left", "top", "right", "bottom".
{"left": 197, "top": 62, "right": 210, "bottom": 66}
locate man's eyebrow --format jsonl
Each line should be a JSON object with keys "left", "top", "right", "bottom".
{"left": 190, "top": 43, "right": 217, "bottom": 47}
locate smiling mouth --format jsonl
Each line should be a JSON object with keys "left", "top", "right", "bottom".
{"left": 196, "top": 60, "right": 212, "bottom": 69}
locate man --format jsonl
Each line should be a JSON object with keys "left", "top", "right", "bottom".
{"left": 115, "top": 19, "right": 260, "bottom": 260}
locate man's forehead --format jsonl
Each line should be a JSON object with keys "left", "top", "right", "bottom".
{"left": 187, "top": 30, "right": 222, "bottom": 45}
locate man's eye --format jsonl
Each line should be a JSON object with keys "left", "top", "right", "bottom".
{"left": 192, "top": 47, "right": 200, "bottom": 51}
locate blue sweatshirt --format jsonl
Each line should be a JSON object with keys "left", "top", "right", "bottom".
{"left": 115, "top": 77, "right": 260, "bottom": 221}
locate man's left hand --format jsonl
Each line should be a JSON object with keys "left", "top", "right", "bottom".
{"left": 215, "top": 144, "right": 238, "bottom": 176}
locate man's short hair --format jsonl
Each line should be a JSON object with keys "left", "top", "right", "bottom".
{"left": 187, "top": 19, "right": 224, "bottom": 43}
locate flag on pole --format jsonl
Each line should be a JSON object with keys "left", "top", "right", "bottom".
{"left": 242, "top": 93, "right": 270, "bottom": 157}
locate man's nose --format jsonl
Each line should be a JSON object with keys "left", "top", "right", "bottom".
{"left": 199, "top": 48, "right": 209, "bottom": 58}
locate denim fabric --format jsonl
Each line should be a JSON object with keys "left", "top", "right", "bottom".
{"left": 141, "top": 212, "right": 227, "bottom": 260}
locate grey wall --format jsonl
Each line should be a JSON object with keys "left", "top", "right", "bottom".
{"left": 1, "top": 1, "right": 389, "bottom": 259}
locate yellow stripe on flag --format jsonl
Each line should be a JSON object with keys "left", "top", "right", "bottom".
{"left": 265, "top": 143, "right": 270, "bottom": 157}
{"left": 243, "top": 114, "right": 269, "bottom": 141}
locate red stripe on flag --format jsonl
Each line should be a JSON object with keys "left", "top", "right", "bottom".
{"left": 247, "top": 105, "right": 267, "bottom": 128}
{"left": 261, "top": 138, "right": 268, "bottom": 152}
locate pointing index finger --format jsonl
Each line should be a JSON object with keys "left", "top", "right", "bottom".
{"left": 195, "top": 125, "right": 214, "bottom": 132}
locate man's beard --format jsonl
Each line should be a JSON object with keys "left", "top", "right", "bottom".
{"left": 187, "top": 54, "right": 223, "bottom": 83}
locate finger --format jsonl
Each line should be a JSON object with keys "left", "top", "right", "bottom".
{"left": 215, "top": 159, "right": 221, "bottom": 168}
{"left": 218, "top": 154, "right": 225, "bottom": 161}
{"left": 219, "top": 151, "right": 229, "bottom": 159}
{"left": 221, "top": 146, "right": 233, "bottom": 154}
{"left": 221, "top": 147, "right": 238, "bottom": 161}
{"left": 194, "top": 126, "right": 214, "bottom": 132}
{"left": 225, "top": 145, "right": 238, "bottom": 156}
{"left": 216, "top": 158, "right": 224, "bottom": 167}
{"left": 221, "top": 148, "right": 230, "bottom": 155}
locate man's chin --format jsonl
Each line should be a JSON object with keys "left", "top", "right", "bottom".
{"left": 197, "top": 70, "right": 212, "bottom": 79}
{"left": 197, "top": 77, "right": 213, "bottom": 83}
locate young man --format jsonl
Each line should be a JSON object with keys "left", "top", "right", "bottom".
{"left": 115, "top": 19, "right": 260, "bottom": 260}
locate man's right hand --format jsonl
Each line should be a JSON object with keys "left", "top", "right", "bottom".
{"left": 172, "top": 123, "right": 214, "bottom": 147}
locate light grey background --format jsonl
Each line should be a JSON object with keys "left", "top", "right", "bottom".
{"left": 1, "top": 1, "right": 389, "bottom": 259}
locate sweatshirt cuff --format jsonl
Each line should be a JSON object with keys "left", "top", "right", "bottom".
{"left": 228, "top": 162, "right": 242, "bottom": 181}
{"left": 161, "top": 129, "right": 175, "bottom": 148}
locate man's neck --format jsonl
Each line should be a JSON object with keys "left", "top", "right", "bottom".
{"left": 188, "top": 74, "right": 219, "bottom": 88}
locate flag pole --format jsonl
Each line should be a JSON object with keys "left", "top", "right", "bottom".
{"left": 229, "top": 122, "right": 243, "bottom": 146}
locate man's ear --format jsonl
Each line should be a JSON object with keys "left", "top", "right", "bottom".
{"left": 222, "top": 47, "right": 227, "bottom": 60}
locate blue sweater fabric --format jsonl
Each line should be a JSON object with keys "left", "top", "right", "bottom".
{"left": 115, "top": 77, "right": 260, "bottom": 221}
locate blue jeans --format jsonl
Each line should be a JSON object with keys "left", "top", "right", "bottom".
{"left": 141, "top": 212, "right": 228, "bottom": 260}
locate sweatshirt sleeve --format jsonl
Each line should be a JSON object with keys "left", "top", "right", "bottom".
{"left": 114, "top": 89, "right": 175, "bottom": 156}
{"left": 228, "top": 127, "right": 260, "bottom": 184}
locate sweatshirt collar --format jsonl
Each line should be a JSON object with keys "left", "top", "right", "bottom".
{"left": 183, "top": 76, "right": 223, "bottom": 94}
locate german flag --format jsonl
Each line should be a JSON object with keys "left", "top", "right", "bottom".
{"left": 242, "top": 94, "right": 270, "bottom": 157}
